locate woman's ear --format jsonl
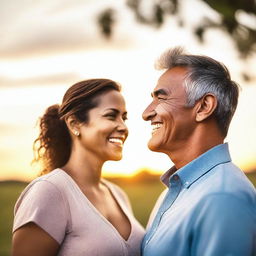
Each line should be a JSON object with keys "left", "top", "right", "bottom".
{"left": 195, "top": 94, "right": 217, "bottom": 122}
{"left": 65, "top": 115, "right": 80, "bottom": 137}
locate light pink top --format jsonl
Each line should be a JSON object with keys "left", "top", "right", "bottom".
{"left": 13, "top": 169, "right": 145, "bottom": 256}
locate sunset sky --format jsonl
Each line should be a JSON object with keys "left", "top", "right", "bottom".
{"left": 0, "top": 0, "right": 256, "bottom": 181}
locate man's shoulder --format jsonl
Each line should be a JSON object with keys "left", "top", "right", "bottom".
{"left": 197, "top": 161, "right": 256, "bottom": 204}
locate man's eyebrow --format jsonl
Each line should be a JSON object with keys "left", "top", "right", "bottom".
{"left": 151, "top": 89, "right": 168, "bottom": 98}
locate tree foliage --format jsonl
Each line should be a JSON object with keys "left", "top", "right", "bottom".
{"left": 98, "top": 0, "right": 256, "bottom": 58}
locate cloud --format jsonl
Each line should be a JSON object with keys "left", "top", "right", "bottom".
{"left": 0, "top": 123, "right": 24, "bottom": 134}
{"left": 0, "top": 0, "right": 136, "bottom": 59}
{"left": 0, "top": 149, "right": 15, "bottom": 159}
{"left": 0, "top": 72, "right": 80, "bottom": 88}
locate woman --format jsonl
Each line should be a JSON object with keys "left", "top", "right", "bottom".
{"left": 12, "top": 79, "right": 145, "bottom": 256}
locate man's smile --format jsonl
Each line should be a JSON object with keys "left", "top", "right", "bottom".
{"left": 151, "top": 122, "right": 163, "bottom": 134}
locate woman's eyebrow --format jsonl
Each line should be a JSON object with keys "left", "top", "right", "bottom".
{"left": 105, "top": 108, "right": 127, "bottom": 115}
{"left": 105, "top": 108, "right": 119, "bottom": 113}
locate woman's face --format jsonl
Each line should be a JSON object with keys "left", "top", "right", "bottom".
{"left": 78, "top": 90, "right": 128, "bottom": 162}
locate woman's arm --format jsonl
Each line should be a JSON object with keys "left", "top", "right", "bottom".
{"left": 12, "top": 222, "right": 59, "bottom": 256}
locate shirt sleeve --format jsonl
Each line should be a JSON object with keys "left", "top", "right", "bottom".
{"left": 13, "top": 180, "right": 69, "bottom": 244}
{"left": 191, "top": 193, "right": 256, "bottom": 256}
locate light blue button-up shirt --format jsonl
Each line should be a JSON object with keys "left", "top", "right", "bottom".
{"left": 142, "top": 143, "right": 256, "bottom": 256}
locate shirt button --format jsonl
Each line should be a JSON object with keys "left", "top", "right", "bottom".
{"left": 173, "top": 175, "right": 179, "bottom": 180}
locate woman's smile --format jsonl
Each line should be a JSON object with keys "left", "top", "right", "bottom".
{"left": 108, "top": 136, "right": 126, "bottom": 147}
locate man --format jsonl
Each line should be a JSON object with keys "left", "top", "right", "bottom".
{"left": 142, "top": 47, "right": 256, "bottom": 256}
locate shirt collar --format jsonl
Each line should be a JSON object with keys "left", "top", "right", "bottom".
{"left": 161, "top": 143, "right": 232, "bottom": 188}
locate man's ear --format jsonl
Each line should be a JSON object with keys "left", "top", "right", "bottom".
{"left": 65, "top": 115, "right": 80, "bottom": 137}
{"left": 195, "top": 94, "right": 217, "bottom": 122}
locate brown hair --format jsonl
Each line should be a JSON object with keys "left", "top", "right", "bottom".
{"left": 33, "top": 79, "right": 121, "bottom": 175}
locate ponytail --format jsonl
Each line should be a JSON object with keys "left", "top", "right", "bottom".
{"left": 33, "top": 104, "right": 71, "bottom": 175}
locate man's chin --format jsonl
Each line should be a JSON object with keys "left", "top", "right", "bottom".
{"left": 148, "top": 141, "right": 162, "bottom": 152}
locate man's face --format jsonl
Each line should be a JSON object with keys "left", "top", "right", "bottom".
{"left": 142, "top": 67, "right": 197, "bottom": 156}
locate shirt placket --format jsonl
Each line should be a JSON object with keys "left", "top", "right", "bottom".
{"left": 144, "top": 174, "right": 182, "bottom": 246}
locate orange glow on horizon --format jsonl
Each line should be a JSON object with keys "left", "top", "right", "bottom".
{"left": 102, "top": 167, "right": 163, "bottom": 178}
{"left": 240, "top": 160, "right": 256, "bottom": 173}
{"left": 1, "top": 162, "right": 255, "bottom": 183}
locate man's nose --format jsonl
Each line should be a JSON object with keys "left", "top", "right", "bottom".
{"left": 142, "top": 103, "right": 156, "bottom": 121}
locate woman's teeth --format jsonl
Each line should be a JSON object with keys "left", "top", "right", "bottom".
{"left": 108, "top": 138, "right": 123, "bottom": 145}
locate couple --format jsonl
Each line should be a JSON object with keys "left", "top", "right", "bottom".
{"left": 12, "top": 47, "right": 256, "bottom": 256}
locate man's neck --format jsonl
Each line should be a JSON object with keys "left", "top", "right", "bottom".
{"left": 169, "top": 128, "right": 225, "bottom": 170}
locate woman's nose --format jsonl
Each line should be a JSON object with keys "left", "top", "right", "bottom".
{"left": 117, "top": 119, "right": 128, "bottom": 133}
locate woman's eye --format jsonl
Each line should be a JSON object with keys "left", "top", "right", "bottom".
{"left": 105, "top": 113, "right": 116, "bottom": 119}
{"left": 104, "top": 112, "right": 127, "bottom": 121}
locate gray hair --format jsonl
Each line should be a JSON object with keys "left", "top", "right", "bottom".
{"left": 155, "top": 47, "right": 240, "bottom": 137}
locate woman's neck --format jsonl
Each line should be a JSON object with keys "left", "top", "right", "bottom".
{"left": 62, "top": 150, "right": 104, "bottom": 187}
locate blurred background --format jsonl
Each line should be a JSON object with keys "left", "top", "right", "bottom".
{"left": 0, "top": 0, "right": 256, "bottom": 255}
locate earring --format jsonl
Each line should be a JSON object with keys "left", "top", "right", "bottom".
{"left": 74, "top": 130, "right": 80, "bottom": 136}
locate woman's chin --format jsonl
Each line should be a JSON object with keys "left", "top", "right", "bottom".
{"left": 108, "top": 153, "right": 123, "bottom": 161}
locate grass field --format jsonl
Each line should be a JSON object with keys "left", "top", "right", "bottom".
{"left": 0, "top": 181, "right": 28, "bottom": 256}
{"left": 1, "top": 171, "right": 255, "bottom": 256}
